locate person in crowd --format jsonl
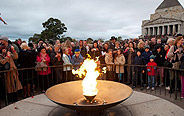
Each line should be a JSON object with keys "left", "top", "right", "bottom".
{"left": 114, "top": 41, "right": 121, "bottom": 55}
{"left": 18, "top": 43, "right": 36, "bottom": 98}
{"left": 164, "top": 38, "right": 174, "bottom": 90}
{"left": 36, "top": 46, "right": 51, "bottom": 92}
{"left": 137, "top": 41, "right": 145, "bottom": 53}
{"left": 147, "top": 55, "right": 157, "bottom": 91}
{"left": 133, "top": 50, "right": 145, "bottom": 89}
{"left": 124, "top": 42, "right": 136, "bottom": 84}
{"left": 150, "top": 37, "right": 156, "bottom": 51}
{"left": 114, "top": 49, "right": 125, "bottom": 82}
{"left": 78, "top": 40, "right": 87, "bottom": 59}
{"left": 0, "top": 36, "right": 22, "bottom": 102}
{"left": 65, "top": 40, "right": 73, "bottom": 57}
{"left": 180, "top": 53, "right": 184, "bottom": 99}
{"left": 50, "top": 45, "right": 63, "bottom": 84}
{"left": 167, "top": 36, "right": 184, "bottom": 93}
{"left": 62, "top": 47, "right": 73, "bottom": 81}
{"left": 89, "top": 41, "right": 101, "bottom": 59}
{"left": 142, "top": 45, "right": 152, "bottom": 64}
{"left": 72, "top": 49, "right": 83, "bottom": 70}
{"left": 154, "top": 45, "right": 165, "bottom": 87}
{"left": 109, "top": 36, "right": 116, "bottom": 50}
{"left": 105, "top": 49, "right": 114, "bottom": 81}
{"left": 83, "top": 40, "right": 90, "bottom": 53}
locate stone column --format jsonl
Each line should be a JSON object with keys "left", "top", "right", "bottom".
{"left": 178, "top": 24, "right": 181, "bottom": 34}
{"left": 153, "top": 27, "right": 155, "bottom": 36}
{"left": 162, "top": 26, "right": 165, "bottom": 35}
{"left": 167, "top": 25, "right": 170, "bottom": 35}
{"left": 148, "top": 28, "right": 151, "bottom": 36}
{"left": 157, "top": 26, "right": 160, "bottom": 35}
{"left": 173, "top": 25, "right": 176, "bottom": 35}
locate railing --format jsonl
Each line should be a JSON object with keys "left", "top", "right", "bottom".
{"left": 0, "top": 64, "right": 184, "bottom": 109}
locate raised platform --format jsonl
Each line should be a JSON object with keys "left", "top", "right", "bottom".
{"left": 0, "top": 91, "right": 184, "bottom": 116}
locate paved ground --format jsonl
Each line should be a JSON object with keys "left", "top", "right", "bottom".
{"left": 0, "top": 91, "right": 184, "bottom": 116}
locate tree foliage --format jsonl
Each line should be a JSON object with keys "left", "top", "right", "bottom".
{"left": 29, "top": 17, "right": 67, "bottom": 43}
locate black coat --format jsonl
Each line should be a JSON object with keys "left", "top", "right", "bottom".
{"left": 154, "top": 51, "right": 165, "bottom": 67}
{"left": 134, "top": 56, "right": 145, "bottom": 71}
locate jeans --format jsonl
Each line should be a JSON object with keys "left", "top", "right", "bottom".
{"left": 148, "top": 76, "right": 155, "bottom": 88}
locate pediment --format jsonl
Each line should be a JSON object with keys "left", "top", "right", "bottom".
{"left": 144, "top": 17, "right": 182, "bottom": 26}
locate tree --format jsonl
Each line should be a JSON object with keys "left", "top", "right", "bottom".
{"left": 87, "top": 38, "right": 93, "bottom": 44}
{"left": 29, "top": 17, "right": 67, "bottom": 43}
{"left": 117, "top": 36, "right": 122, "bottom": 41}
{"left": 41, "top": 18, "right": 67, "bottom": 41}
{"left": 29, "top": 34, "right": 41, "bottom": 43}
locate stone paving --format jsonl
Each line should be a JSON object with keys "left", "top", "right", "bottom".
{"left": 0, "top": 91, "right": 184, "bottom": 116}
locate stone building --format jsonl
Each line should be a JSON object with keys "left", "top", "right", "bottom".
{"left": 142, "top": 0, "right": 184, "bottom": 36}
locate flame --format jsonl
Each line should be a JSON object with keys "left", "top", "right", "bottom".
{"left": 72, "top": 55, "right": 106, "bottom": 96}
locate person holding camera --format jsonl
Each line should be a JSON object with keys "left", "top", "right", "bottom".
{"left": 0, "top": 36, "right": 22, "bottom": 102}
{"left": 167, "top": 36, "right": 184, "bottom": 94}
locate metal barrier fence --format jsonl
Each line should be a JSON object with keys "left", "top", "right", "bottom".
{"left": 0, "top": 64, "right": 184, "bottom": 109}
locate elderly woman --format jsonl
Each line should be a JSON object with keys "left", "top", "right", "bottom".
{"left": 167, "top": 36, "right": 184, "bottom": 93}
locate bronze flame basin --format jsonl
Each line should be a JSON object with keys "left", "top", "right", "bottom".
{"left": 45, "top": 80, "right": 133, "bottom": 112}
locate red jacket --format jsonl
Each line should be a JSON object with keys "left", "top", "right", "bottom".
{"left": 147, "top": 61, "right": 157, "bottom": 76}
{"left": 36, "top": 53, "right": 51, "bottom": 75}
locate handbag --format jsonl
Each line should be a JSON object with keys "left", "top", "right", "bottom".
{"left": 163, "top": 59, "right": 173, "bottom": 68}
{"left": 35, "top": 61, "right": 48, "bottom": 71}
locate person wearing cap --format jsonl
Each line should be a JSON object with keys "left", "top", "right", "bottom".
{"left": 72, "top": 49, "right": 83, "bottom": 71}
{"left": 142, "top": 45, "right": 152, "bottom": 64}
{"left": 147, "top": 55, "right": 157, "bottom": 91}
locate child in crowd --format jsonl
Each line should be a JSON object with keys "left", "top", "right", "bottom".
{"left": 133, "top": 50, "right": 145, "bottom": 89}
{"left": 114, "top": 49, "right": 125, "bottom": 82}
{"left": 147, "top": 55, "right": 157, "bottom": 91}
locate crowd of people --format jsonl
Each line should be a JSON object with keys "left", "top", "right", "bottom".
{"left": 0, "top": 34, "right": 184, "bottom": 103}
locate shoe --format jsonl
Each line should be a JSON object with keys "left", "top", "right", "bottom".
{"left": 155, "top": 82, "right": 158, "bottom": 87}
{"left": 140, "top": 87, "right": 144, "bottom": 91}
{"left": 159, "top": 83, "right": 164, "bottom": 87}
{"left": 165, "top": 86, "right": 170, "bottom": 90}
{"left": 152, "top": 87, "right": 155, "bottom": 91}
{"left": 181, "top": 96, "right": 184, "bottom": 99}
{"left": 147, "top": 86, "right": 150, "bottom": 90}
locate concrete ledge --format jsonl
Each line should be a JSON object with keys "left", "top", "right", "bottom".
{"left": 0, "top": 91, "right": 184, "bottom": 116}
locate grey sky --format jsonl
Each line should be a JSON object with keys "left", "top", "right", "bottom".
{"left": 0, "top": 0, "right": 184, "bottom": 41}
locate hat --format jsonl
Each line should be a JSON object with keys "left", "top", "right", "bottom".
{"left": 150, "top": 55, "right": 155, "bottom": 60}
{"left": 74, "top": 49, "right": 80, "bottom": 54}
{"left": 20, "top": 43, "right": 29, "bottom": 50}
{"left": 144, "top": 45, "right": 150, "bottom": 49}
{"left": 0, "top": 36, "right": 8, "bottom": 42}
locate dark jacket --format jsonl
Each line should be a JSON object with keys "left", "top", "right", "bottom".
{"left": 142, "top": 51, "right": 152, "bottom": 64}
{"left": 72, "top": 54, "right": 83, "bottom": 70}
{"left": 134, "top": 56, "right": 145, "bottom": 71}
{"left": 154, "top": 51, "right": 165, "bottom": 67}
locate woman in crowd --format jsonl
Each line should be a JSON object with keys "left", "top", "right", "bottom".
{"left": 62, "top": 47, "right": 73, "bottom": 81}
{"left": 105, "top": 49, "right": 114, "bottom": 81}
{"left": 124, "top": 42, "right": 136, "bottom": 84}
{"left": 89, "top": 41, "right": 101, "bottom": 59}
{"left": 50, "top": 45, "right": 63, "bottom": 84}
{"left": 18, "top": 43, "right": 35, "bottom": 98}
{"left": 0, "top": 44, "right": 22, "bottom": 102}
{"left": 167, "top": 36, "right": 184, "bottom": 93}
{"left": 36, "top": 46, "right": 51, "bottom": 92}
